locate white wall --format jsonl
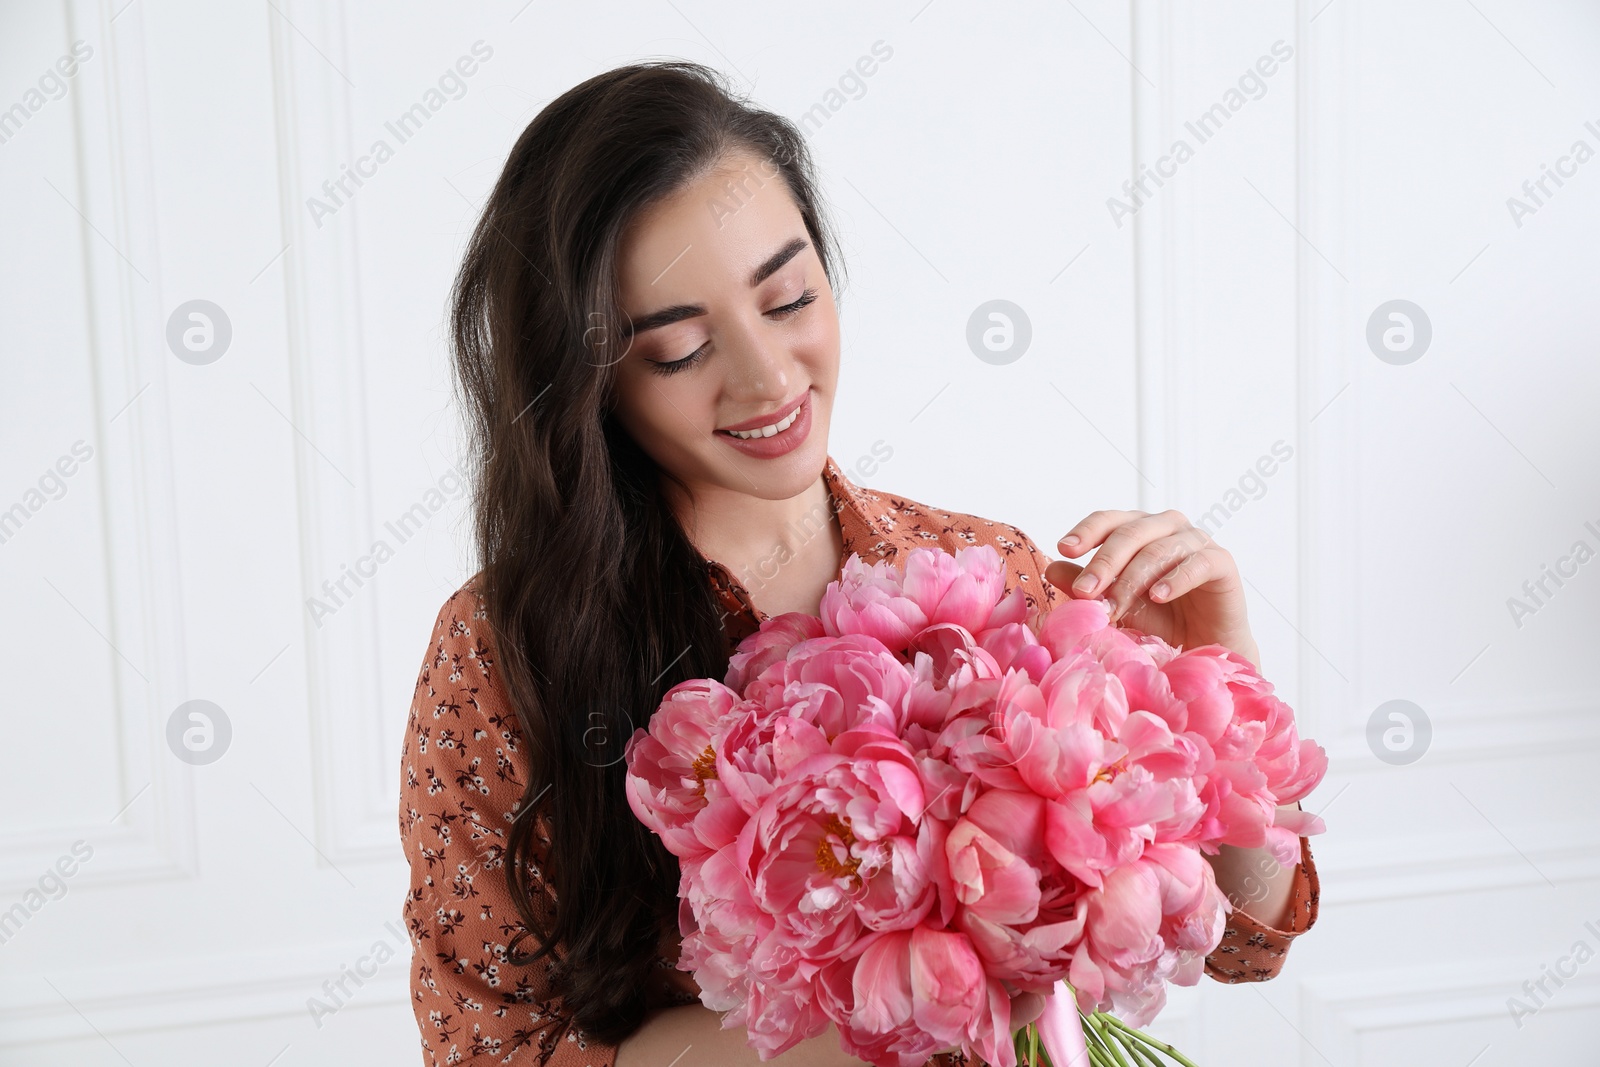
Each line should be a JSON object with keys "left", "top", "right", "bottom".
{"left": 1, "top": 1, "right": 1596, "bottom": 1063}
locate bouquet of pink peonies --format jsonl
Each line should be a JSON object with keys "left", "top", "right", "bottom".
{"left": 624, "top": 545, "right": 1327, "bottom": 1067}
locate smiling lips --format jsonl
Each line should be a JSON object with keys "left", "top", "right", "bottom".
{"left": 718, "top": 392, "right": 807, "bottom": 439}
{"left": 715, "top": 390, "right": 813, "bottom": 459}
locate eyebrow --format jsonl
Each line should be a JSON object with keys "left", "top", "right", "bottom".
{"left": 622, "top": 236, "right": 810, "bottom": 339}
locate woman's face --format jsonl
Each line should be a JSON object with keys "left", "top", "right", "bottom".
{"left": 610, "top": 149, "right": 840, "bottom": 508}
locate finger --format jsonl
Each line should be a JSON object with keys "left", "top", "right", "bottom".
{"left": 1043, "top": 558, "right": 1085, "bottom": 594}
{"left": 1063, "top": 509, "right": 1191, "bottom": 600}
{"left": 1104, "top": 528, "right": 1210, "bottom": 621}
{"left": 1055, "top": 510, "right": 1147, "bottom": 557}
{"left": 1145, "top": 543, "right": 1234, "bottom": 606}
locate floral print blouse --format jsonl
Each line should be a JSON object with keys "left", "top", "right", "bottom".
{"left": 398, "top": 453, "right": 1321, "bottom": 1065}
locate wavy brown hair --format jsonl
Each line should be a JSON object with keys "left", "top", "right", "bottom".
{"left": 447, "top": 61, "right": 846, "bottom": 1044}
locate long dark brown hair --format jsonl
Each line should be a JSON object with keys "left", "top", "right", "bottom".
{"left": 447, "top": 61, "right": 846, "bottom": 1043}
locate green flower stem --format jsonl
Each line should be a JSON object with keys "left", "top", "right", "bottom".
{"left": 1010, "top": 982, "right": 1200, "bottom": 1067}
{"left": 1084, "top": 1021, "right": 1112, "bottom": 1064}
{"left": 1097, "top": 1013, "right": 1201, "bottom": 1067}
{"left": 1086, "top": 1015, "right": 1134, "bottom": 1067}
{"left": 1116, "top": 1033, "right": 1165, "bottom": 1067}
{"left": 1075, "top": 1015, "right": 1118, "bottom": 1067}
{"left": 1014, "top": 1025, "right": 1040, "bottom": 1067}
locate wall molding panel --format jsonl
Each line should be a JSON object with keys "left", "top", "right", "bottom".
{"left": 268, "top": 0, "right": 398, "bottom": 866}
{"left": 0, "top": 0, "right": 198, "bottom": 898}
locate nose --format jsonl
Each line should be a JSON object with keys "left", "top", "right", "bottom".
{"left": 720, "top": 313, "right": 794, "bottom": 404}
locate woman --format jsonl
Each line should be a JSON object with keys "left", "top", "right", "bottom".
{"left": 398, "top": 60, "right": 1320, "bottom": 1067}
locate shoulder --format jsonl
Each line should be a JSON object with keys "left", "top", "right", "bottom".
{"left": 420, "top": 571, "right": 491, "bottom": 660}
{"left": 399, "top": 572, "right": 534, "bottom": 900}
{"left": 841, "top": 473, "right": 1063, "bottom": 619}
{"left": 411, "top": 573, "right": 505, "bottom": 720}
{"left": 402, "top": 572, "right": 527, "bottom": 794}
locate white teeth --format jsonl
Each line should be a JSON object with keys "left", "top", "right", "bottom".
{"left": 726, "top": 405, "right": 800, "bottom": 439}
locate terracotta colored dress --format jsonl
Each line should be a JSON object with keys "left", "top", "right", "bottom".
{"left": 398, "top": 454, "right": 1321, "bottom": 1065}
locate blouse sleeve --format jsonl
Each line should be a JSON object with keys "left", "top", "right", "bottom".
{"left": 399, "top": 577, "right": 621, "bottom": 1066}
{"left": 1202, "top": 835, "right": 1321, "bottom": 983}
{"left": 997, "top": 520, "right": 1065, "bottom": 621}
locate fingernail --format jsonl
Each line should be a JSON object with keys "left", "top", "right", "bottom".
{"left": 1060, "top": 534, "right": 1080, "bottom": 549}
{"left": 1073, "top": 573, "right": 1098, "bottom": 594}
{"left": 1152, "top": 582, "right": 1169, "bottom": 600}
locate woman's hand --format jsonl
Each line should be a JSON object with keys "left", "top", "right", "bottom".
{"left": 1044, "top": 509, "right": 1260, "bottom": 667}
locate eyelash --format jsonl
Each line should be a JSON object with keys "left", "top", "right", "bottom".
{"left": 649, "top": 287, "right": 819, "bottom": 376}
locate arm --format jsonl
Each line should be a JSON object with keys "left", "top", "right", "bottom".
{"left": 617, "top": 1007, "right": 868, "bottom": 1067}
{"left": 400, "top": 578, "right": 618, "bottom": 1065}
{"left": 618, "top": 1007, "right": 1006, "bottom": 1067}
{"left": 1204, "top": 802, "right": 1302, "bottom": 931}
{"left": 1202, "top": 831, "right": 1321, "bottom": 983}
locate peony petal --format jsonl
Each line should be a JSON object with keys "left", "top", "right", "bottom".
{"left": 850, "top": 931, "right": 915, "bottom": 1034}
{"left": 908, "top": 926, "right": 985, "bottom": 1045}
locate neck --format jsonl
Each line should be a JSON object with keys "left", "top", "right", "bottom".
{"left": 664, "top": 461, "right": 841, "bottom": 584}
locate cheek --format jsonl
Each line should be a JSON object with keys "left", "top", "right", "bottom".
{"left": 793, "top": 292, "right": 841, "bottom": 366}
{"left": 613, "top": 365, "right": 718, "bottom": 441}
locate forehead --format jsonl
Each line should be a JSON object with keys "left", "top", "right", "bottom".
{"left": 616, "top": 151, "right": 803, "bottom": 301}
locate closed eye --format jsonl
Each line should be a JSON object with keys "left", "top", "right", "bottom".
{"left": 648, "top": 287, "right": 820, "bottom": 376}
{"left": 768, "top": 287, "right": 818, "bottom": 320}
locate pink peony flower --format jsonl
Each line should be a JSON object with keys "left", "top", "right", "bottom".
{"left": 624, "top": 678, "right": 751, "bottom": 863}
{"left": 624, "top": 544, "right": 1329, "bottom": 1067}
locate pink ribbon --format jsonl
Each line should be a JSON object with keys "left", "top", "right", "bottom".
{"left": 1034, "top": 980, "right": 1090, "bottom": 1067}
